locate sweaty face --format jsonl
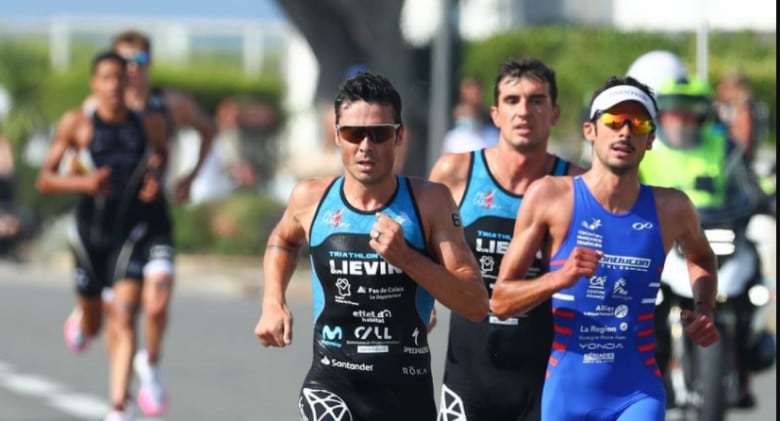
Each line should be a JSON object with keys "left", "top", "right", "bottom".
{"left": 336, "top": 100, "right": 400, "bottom": 185}
{"left": 91, "top": 59, "right": 126, "bottom": 110}
{"left": 587, "top": 101, "right": 654, "bottom": 175}
{"left": 114, "top": 43, "right": 150, "bottom": 88}
{"left": 490, "top": 76, "right": 559, "bottom": 150}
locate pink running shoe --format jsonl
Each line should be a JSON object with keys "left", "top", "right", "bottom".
{"left": 63, "top": 308, "right": 90, "bottom": 354}
{"left": 134, "top": 349, "right": 169, "bottom": 416}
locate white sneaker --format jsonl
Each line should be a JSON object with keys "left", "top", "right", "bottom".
{"left": 104, "top": 400, "right": 135, "bottom": 421}
{"left": 134, "top": 349, "right": 169, "bottom": 416}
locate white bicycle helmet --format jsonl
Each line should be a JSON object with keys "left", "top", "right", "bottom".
{"left": 626, "top": 50, "right": 688, "bottom": 94}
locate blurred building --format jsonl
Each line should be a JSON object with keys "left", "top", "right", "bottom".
{"left": 456, "top": 0, "right": 775, "bottom": 40}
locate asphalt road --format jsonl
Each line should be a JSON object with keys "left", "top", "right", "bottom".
{"left": 0, "top": 262, "right": 776, "bottom": 421}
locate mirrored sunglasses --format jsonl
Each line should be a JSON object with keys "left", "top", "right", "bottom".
{"left": 336, "top": 124, "right": 400, "bottom": 144}
{"left": 123, "top": 51, "right": 150, "bottom": 67}
{"left": 597, "top": 112, "right": 654, "bottom": 135}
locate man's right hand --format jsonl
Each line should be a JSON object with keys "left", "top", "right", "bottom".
{"left": 554, "top": 246, "right": 603, "bottom": 289}
{"left": 680, "top": 308, "right": 720, "bottom": 347}
{"left": 86, "top": 167, "right": 111, "bottom": 196}
{"left": 255, "top": 303, "right": 294, "bottom": 347}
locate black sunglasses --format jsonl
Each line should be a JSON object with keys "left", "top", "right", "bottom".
{"left": 336, "top": 124, "right": 400, "bottom": 144}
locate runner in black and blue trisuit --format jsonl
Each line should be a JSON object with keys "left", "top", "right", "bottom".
{"left": 37, "top": 50, "right": 169, "bottom": 421}
{"left": 430, "top": 57, "right": 584, "bottom": 421}
{"left": 255, "top": 71, "right": 488, "bottom": 421}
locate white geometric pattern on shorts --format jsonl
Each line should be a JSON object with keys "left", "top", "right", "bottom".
{"left": 437, "top": 384, "right": 467, "bottom": 421}
{"left": 299, "top": 387, "right": 353, "bottom": 421}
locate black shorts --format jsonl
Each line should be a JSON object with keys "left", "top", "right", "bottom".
{"left": 68, "top": 220, "right": 174, "bottom": 298}
{"left": 299, "top": 368, "right": 436, "bottom": 421}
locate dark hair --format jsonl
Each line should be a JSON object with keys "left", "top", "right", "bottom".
{"left": 112, "top": 29, "right": 152, "bottom": 54}
{"left": 587, "top": 75, "right": 659, "bottom": 118}
{"left": 333, "top": 72, "right": 402, "bottom": 125}
{"left": 493, "top": 57, "right": 558, "bottom": 105}
{"left": 91, "top": 50, "right": 126, "bottom": 74}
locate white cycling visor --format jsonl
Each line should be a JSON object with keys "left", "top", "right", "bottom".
{"left": 589, "top": 85, "right": 657, "bottom": 126}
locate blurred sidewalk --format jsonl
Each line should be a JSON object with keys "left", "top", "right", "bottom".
{"left": 3, "top": 207, "right": 774, "bottom": 331}
{"left": 0, "top": 251, "right": 312, "bottom": 301}
{"left": 173, "top": 254, "right": 312, "bottom": 299}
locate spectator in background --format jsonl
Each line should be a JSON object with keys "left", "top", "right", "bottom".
{"left": 0, "top": 129, "right": 15, "bottom": 203}
{"left": 715, "top": 72, "right": 758, "bottom": 162}
{"left": 0, "top": 130, "right": 11, "bottom": 178}
{"left": 188, "top": 98, "right": 244, "bottom": 203}
{"left": 0, "top": 127, "right": 37, "bottom": 259}
{"left": 192, "top": 95, "right": 282, "bottom": 201}
{"left": 231, "top": 98, "right": 282, "bottom": 191}
{"left": 0, "top": 129, "right": 22, "bottom": 253}
{"left": 441, "top": 102, "right": 498, "bottom": 153}
{"left": 456, "top": 76, "right": 500, "bottom": 147}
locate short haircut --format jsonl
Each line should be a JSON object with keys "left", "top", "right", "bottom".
{"left": 493, "top": 57, "right": 558, "bottom": 106}
{"left": 333, "top": 72, "right": 403, "bottom": 125}
{"left": 588, "top": 76, "right": 658, "bottom": 119}
{"left": 112, "top": 29, "right": 152, "bottom": 54}
{"left": 91, "top": 50, "right": 126, "bottom": 74}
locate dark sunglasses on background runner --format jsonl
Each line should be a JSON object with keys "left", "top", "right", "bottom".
{"left": 596, "top": 111, "right": 654, "bottom": 135}
{"left": 336, "top": 124, "right": 400, "bottom": 144}
{"left": 123, "top": 51, "right": 150, "bottom": 67}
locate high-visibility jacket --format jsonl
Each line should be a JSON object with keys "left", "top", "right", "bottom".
{"left": 639, "top": 124, "right": 730, "bottom": 208}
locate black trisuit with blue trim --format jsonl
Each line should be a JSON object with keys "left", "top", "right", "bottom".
{"left": 299, "top": 176, "right": 437, "bottom": 421}
{"left": 439, "top": 150, "right": 571, "bottom": 421}
{"left": 68, "top": 111, "right": 171, "bottom": 297}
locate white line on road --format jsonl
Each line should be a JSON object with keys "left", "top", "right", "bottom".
{"left": 0, "top": 358, "right": 163, "bottom": 420}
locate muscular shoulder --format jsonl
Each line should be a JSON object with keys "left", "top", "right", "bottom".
{"left": 522, "top": 175, "right": 574, "bottom": 222}
{"left": 278, "top": 177, "right": 337, "bottom": 234}
{"left": 60, "top": 108, "right": 88, "bottom": 125}
{"left": 407, "top": 177, "right": 459, "bottom": 223}
{"left": 526, "top": 174, "right": 573, "bottom": 202}
{"left": 289, "top": 177, "right": 337, "bottom": 212}
{"left": 651, "top": 185, "right": 698, "bottom": 223}
{"left": 428, "top": 152, "right": 471, "bottom": 189}
{"left": 650, "top": 185, "right": 700, "bottom": 250}
{"left": 56, "top": 108, "right": 90, "bottom": 134}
